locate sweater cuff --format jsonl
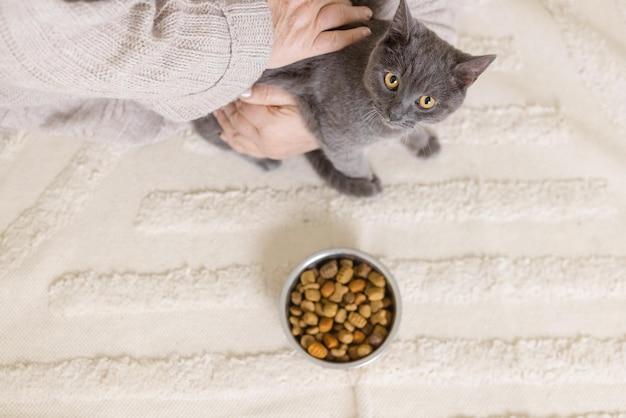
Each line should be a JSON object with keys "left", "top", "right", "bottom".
{"left": 145, "top": 0, "right": 273, "bottom": 122}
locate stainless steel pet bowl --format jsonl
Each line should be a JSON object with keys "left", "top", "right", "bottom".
{"left": 280, "top": 248, "right": 402, "bottom": 369}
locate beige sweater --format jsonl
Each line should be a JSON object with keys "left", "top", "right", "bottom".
{"left": 0, "top": 0, "right": 458, "bottom": 146}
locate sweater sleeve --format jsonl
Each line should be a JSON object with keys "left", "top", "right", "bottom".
{"left": 0, "top": 0, "right": 273, "bottom": 122}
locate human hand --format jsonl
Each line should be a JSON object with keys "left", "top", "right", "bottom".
{"left": 266, "top": 0, "right": 373, "bottom": 69}
{"left": 213, "top": 84, "right": 319, "bottom": 160}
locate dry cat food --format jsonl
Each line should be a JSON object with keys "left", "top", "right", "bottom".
{"left": 287, "top": 257, "right": 394, "bottom": 363}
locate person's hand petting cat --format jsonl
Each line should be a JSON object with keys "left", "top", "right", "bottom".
{"left": 216, "top": 0, "right": 373, "bottom": 159}
{"left": 266, "top": 0, "right": 373, "bottom": 69}
{"left": 214, "top": 85, "right": 319, "bottom": 160}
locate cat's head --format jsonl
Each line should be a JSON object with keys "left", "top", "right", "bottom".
{"left": 364, "top": 0, "right": 496, "bottom": 128}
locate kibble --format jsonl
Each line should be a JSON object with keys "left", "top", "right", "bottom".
{"left": 343, "top": 321, "right": 355, "bottom": 332}
{"left": 353, "top": 330, "right": 366, "bottom": 344}
{"left": 365, "top": 286, "right": 384, "bottom": 301}
{"left": 307, "top": 342, "right": 328, "bottom": 359}
{"left": 291, "top": 291, "right": 302, "bottom": 305}
{"left": 300, "top": 335, "right": 315, "bottom": 349}
{"left": 335, "top": 308, "right": 347, "bottom": 324}
{"left": 344, "top": 303, "right": 357, "bottom": 312}
{"left": 320, "top": 281, "right": 335, "bottom": 298}
{"left": 323, "top": 333, "right": 339, "bottom": 349}
{"left": 337, "top": 329, "right": 354, "bottom": 344}
{"left": 303, "top": 311, "right": 318, "bottom": 326}
{"left": 348, "top": 346, "right": 360, "bottom": 360}
{"left": 300, "top": 270, "right": 316, "bottom": 285}
{"left": 302, "top": 283, "right": 320, "bottom": 290}
{"left": 336, "top": 266, "right": 354, "bottom": 284}
{"left": 370, "top": 300, "right": 383, "bottom": 313}
{"left": 371, "top": 309, "right": 390, "bottom": 326}
{"left": 368, "top": 325, "right": 388, "bottom": 346}
{"left": 355, "top": 262, "right": 372, "bottom": 278}
{"left": 289, "top": 306, "right": 302, "bottom": 316}
{"left": 342, "top": 292, "right": 356, "bottom": 304}
{"left": 330, "top": 348, "right": 346, "bottom": 357}
{"left": 319, "top": 317, "right": 333, "bottom": 333}
{"left": 368, "top": 271, "right": 386, "bottom": 288}
{"left": 354, "top": 293, "right": 367, "bottom": 306}
{"left": 314, "top": 302, "right": 324, "bottom": 316}
{"left": 322, "top": 302, "right": 339, "bottom": 318}
{"left": 348, "top": 312, "right": 367, "bottom": 329}
{"left": 340, "top": 259, "right": 354, "bottom": 268}
{"left": 319, "top": 260, "right": 338, "bottom": 279}
{"left": 329, "top": 283, "right": 348, "bottom": 303}
{"left": 357, "top": 344, "right": 373, "bottom": 357}
{"left": 306, "top": 326, "right": 320, "bottom": 335}
{"left": 300, "top": 300, "right": 315, "bottom": 312}
{"left": 368, "top": 331, "right": 384, "bottom": 346}
{"left": 348, "top": 279, "right": 366, "bottom": 293}
{"left": 286, "top": 257, "right": 394, "bottom": 363}
{"left": 305, "top": 289, "right": 321, "bottom": 302}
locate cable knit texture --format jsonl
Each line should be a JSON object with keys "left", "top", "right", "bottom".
{"left": 0, "top": 0, "right": 457, "bottom": 146}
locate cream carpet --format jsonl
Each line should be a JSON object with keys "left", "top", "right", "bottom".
{"left": 1, "top": 0, "right": 626, "bottom": 416}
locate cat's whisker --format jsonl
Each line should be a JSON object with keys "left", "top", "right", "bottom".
{"left": 362, "top": 109, "right": 379, "bottom": 125}
{"left": 399, "top": 124, "right": 423, "bottom": 146}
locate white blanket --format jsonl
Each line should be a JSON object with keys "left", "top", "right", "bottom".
{"left": 1, "top": 0, "right": 626, "bottom": 416}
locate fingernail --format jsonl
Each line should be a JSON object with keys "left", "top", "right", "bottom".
{"left": 362, "top": 27, "right": 372, "bottom": 37}
{"left": 364, "top": 8, "right": 373, "bottom": 19}
{"left": 240, "top": 88, "right": 252, "bottom": 98}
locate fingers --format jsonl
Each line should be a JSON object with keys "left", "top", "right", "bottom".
{"left": 238, "top": 84, "right": 298, "bottom": 107}
{"left": 314, "top": 25, "right": 372, "bottom": 56}
{"left": 316, "top": 4, "right": 372, "bottom": 32}
{"left": 213, "top": 104, "right": 264, "bottom": 158}
{"left": 314, "top": 4, "right": 373, "bottom": 55}
{"left": 231, "top": 100, "right": 295, "bottom": 133}
{"left": 267, "top": 0, "right": 372, "bottom": 68}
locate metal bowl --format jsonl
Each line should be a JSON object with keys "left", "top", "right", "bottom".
{"left": 279, "top": 247, "right": 402, "bottom": 369}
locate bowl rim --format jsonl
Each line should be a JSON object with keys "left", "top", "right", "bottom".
{"left": 279, "top": 247, "right": 402, "bottom": 369}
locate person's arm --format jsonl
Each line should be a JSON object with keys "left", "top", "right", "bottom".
{"left": 0, "top": 0, "right": 273, "bottom": 121}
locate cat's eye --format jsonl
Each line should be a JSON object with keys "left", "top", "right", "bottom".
{"left": 384, "top": 72, "right": 399, "bottom": 90}
{"left": 418, "top": 95, "right": 436, "bottom": 109}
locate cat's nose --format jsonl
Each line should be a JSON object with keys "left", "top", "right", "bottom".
{"left": 388, "top": 108, "right": 403, "bottom": 122}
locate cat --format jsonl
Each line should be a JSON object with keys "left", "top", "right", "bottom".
{"left": 193, "top": 0, "right": 496, "bottom": 197}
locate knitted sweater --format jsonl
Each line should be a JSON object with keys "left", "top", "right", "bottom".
{"left": 0, "top": 0, "right": 459, "bottom": 146}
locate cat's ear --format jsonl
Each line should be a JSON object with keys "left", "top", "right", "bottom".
{"left": 387, "top": 0, "right": 412, "bottom": 41}
{"left": 453, "top": 54, "right": 497, "bottom": 86}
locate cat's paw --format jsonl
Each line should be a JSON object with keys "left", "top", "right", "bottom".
{"left": 336, "top": 174, "right": 382, "bottom": 197}
{"left": 416, "top": 134, "right": 441, "bottom": 159}
{"left": 253, "top": 158, "right": 282, "bottom": 172}
{"left": 305, "top": 150, "right": 382, "bottom": 197}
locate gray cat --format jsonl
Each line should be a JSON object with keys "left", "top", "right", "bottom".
{"left": 193, "top": 0, "right": 495, "bottom": 197}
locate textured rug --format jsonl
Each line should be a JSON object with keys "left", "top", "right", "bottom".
{"left": 1, "top": 0, "right": 626, "bottom": 416}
